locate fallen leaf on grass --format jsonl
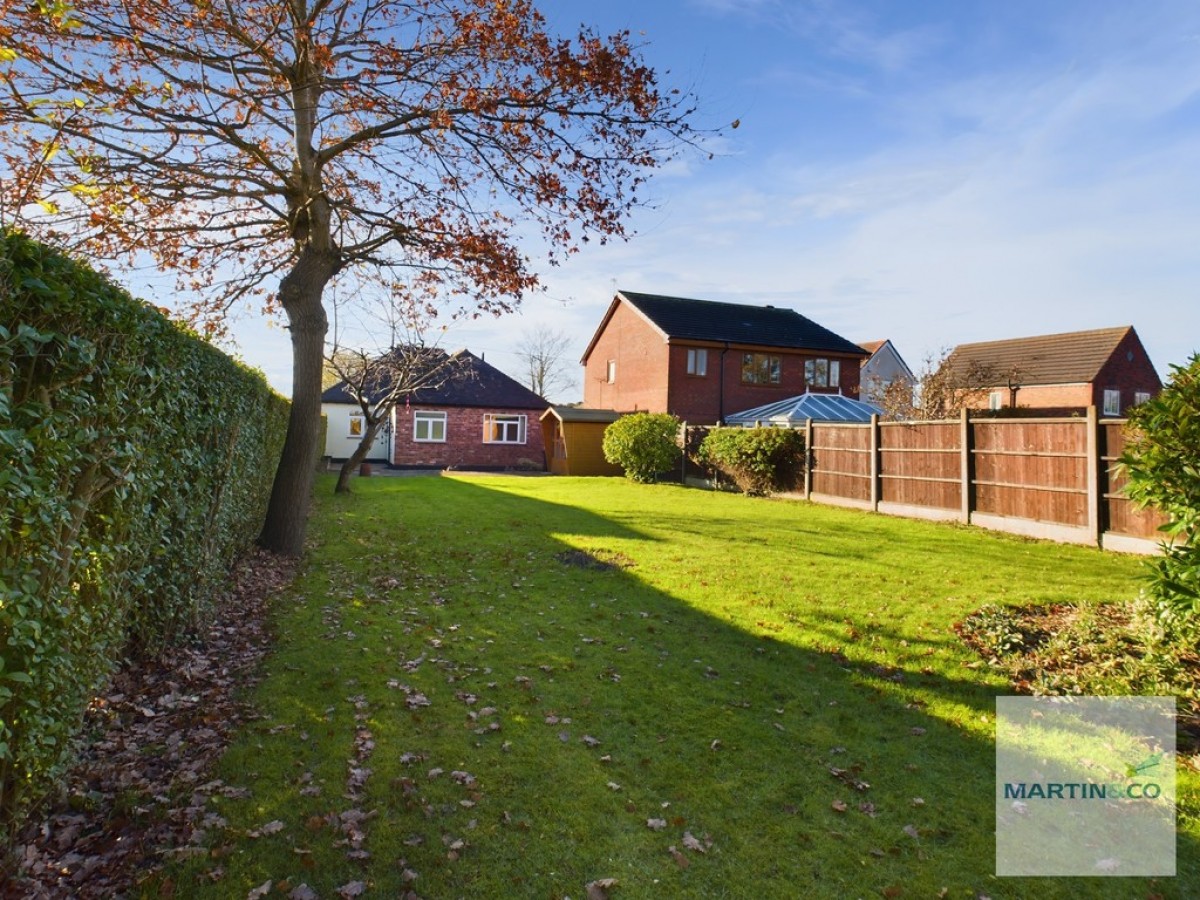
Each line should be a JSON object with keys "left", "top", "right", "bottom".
{"left": 586, "top": 877, "right": 619, "bottom": 899}
{"left": 910, "top": 727, "right": 926, "bottom": 736}
{"left": 858, "top": 802, "right": 877, "bottom": 818}
{"left": 606, "top": 781, "right": 621, "bottom": 791}
{"left": 831, "top": 800, "right": 848, "bottom": 813}
{"left": 647, "top": 818, "right": 667, "bottom": 831}
{"left": 582, "top": 735, "right": 601, "bottom": 748}
{"left": 248, "top": 820, "right": 285, "bottom": 838}
{"left": 336, "top": 881, "right": 366, "bottom": 898}
{"left": 289, "top": 885, "right": 318, "bottom": 900}
{"left": 903, "top": 824, "right": 920, "bottom": 840}
{"left": 682, "top": 831, "right": 710, "bottom": 854}
{"left": 247, "top": 882, "right": 272, "bottom": 899}
{"left": 667, "top": 846, "right": 690, "bottom": 869}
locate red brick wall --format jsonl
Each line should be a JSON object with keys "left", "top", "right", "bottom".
{"left": 667, "top": 344, "right": 864, "bottom": 423}
{"left": 582, "top": 301, "right": 669, "bottom": 412}
{"left": 1090, "top": 329, "right": 1162, "bottom": 415}
{"left": 391, "top": 405, "right": 545, "bottom": 469}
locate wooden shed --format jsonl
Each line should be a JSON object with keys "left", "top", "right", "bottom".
{"left": 540, "top": 406, "right": 624, "bottom": 476}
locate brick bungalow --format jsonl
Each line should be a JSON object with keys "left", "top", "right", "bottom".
{"left": 322, "top": 349, "right": 548, "bottom": 470}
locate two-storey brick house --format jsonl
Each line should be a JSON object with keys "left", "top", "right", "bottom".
{"left": 580, "top": 291, "right": 869, "bottom": 424}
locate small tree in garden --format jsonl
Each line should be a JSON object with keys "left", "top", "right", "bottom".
{"left": 1120, "top": 352, "right": 1200, "bottom": 632}
{"left": 698, "top": 426, "right": 806, "bottom": 495}
{"left": 602, "top": 412, "right": 680, "bottom": 483}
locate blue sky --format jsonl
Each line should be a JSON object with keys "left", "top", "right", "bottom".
{"left": 222, "top": 0, "right": 1200, "bottom": 400}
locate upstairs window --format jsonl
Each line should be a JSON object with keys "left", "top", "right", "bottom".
{"left": 1134, "top": 391, "right": 1152, "bottom": 406}
{"left": 687, "top": 348, "right": 708, "bottom": 377}
{"left": 483, "top": 414, "right": 527, "bottom": 444}
{"left": 1103, "top": 390, "right": 1121, "bottom": 416}
{"left": 606, "top": 360, "right": 617, "bottom": 383}
{"left": 804, "top": 358, "right": 841, "bottom": 388}
{"left": 741, "top": 353, "right": 780, "bottom": 385}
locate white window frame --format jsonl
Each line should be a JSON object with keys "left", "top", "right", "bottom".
{"left": 805, "top": 357, "right": 840, "bottom": 388}
{"left": 606, "top": 360, "right": 617, "bottom": 383}
{"left": 1134, "top": 391, "right": 1152, "bottom": 406}
{"left": 413, "top": 410, "right": 447, "bottom": 443}
{"left": 348, "top": 412, "right": 366, "bottom": 438}
{"left": 1103, "top": 390, "right": 1121, "bottom": 417}
{"left": 483, "top": 413, "right": 527, "bottom": 445}
{"left": 687, "top": 348, "right": 708, "bottom": 377}
{"left": 989, "top": 391, "right": 1003, "bottom": 411}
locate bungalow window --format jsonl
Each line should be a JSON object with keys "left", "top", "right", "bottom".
{"left": 741, "top": 353, "right": 780, "bottom": 385}
{"left": 348, "top": 412, "right": 365, "bottom": 438}
{"left": 413, "top": 410, "right": 447, "bottom": 442}
{"left": 687, "top": 348, "right": 708, "bottom": 376}
{"left": 484, "top": 413, "right": 527, "bottom": 444}
{"left": 804, "top": 358, "right": 841, "bottom": 388}
{"left": 1103, "top": 390, "right": 1121, "bottom": 416}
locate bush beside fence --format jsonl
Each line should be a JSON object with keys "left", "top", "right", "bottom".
{"left": 0, "top": 231, "right": 289, "bottom": 840}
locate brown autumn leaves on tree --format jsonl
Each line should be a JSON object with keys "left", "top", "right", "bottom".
{"left": 0, "top": 0, "right": 706, "bottom": 554}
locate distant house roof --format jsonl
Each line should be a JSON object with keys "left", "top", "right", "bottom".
{"left": 858, "top": 340, "right": 887, "bottom": 356}
{"left": 582, "top": 290, "right": 869, "bottom": 362}
{"left": 322, "top": 348, "right": 546, "bottom": 409}
{"left": 945, "top": 326, "right": 1136, "bottom": 386}
{"left": 725, "top": 392, "right": 883, "bottom": 426}
{"left": 540, "top": 406, "right": 624, "bottom": 424}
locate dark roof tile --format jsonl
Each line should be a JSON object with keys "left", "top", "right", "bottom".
{"left": 321, "top": 348, "right": 546, "bottom": 409}
{"left": 618, "top": 290, "right": 868, "bottom": 356}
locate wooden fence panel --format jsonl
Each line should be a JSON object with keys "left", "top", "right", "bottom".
{"left": 878, "top": 421, "right": 961, "bottom": 510}
{"left": 681, "top": 413, "right": 1167, "bottom": 553}
{"left": 971, "top": 420, "right": 1089, "bottom": 526}
{"left": 810, "top": 423, "right": 871, "bottom": 502}
{"left": 1102, "top": 421, "right": 1169, "bottom": 540}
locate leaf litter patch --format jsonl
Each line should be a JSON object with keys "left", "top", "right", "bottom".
{"left": 555, "top": 548, "right": 636, "bottom": 572}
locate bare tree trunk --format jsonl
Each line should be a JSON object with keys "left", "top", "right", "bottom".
{"left": 258, "top": 247, "right": 337, "bottom": 556}
{"left": 335, "top": 417, "right": 387, "bottom": 494}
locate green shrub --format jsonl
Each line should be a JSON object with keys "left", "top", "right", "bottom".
{"left": 1119, "top": 353, "right": 1200, "bottom": 634}
{"left": 602, "top": 412, "right": 680, "bottom": 483}
{"left": 0, "top": 230, "right": 288, "bottom": 841}
{"left": 698, "top": 426, "right": 806, "bottom": 495}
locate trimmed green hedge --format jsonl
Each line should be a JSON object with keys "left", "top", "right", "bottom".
{"left": 0, "top": 231, "right": 288, "bottom": 838}
{"left": 698, "top": 426, "right": 806, "bottom": 495}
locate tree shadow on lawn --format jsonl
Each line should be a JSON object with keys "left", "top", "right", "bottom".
{"left": 172, "top": 476, "right": 1196, "bottom": 900}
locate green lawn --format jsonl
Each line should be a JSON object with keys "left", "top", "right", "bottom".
{"left": 163, "top": 475, "right": 1197, "bottom": 898}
